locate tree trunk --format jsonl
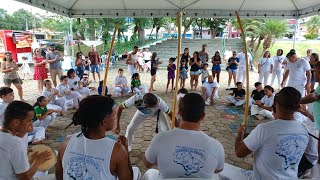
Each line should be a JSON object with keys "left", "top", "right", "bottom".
{"left": 182, "top": 18, "right": 194, "bottom": 39}
{"left": 167, "top": 24, "right": 171, "bottom": 38}
{"left": 211, "top": 27, "right": 219, "bottom": 39}
{"left": 254, "top": 36, "right": 264, "bottom": 59}
{"left": 156, "top": 27, "right": 160, "bottom": 39}
{"left": 77, "top": 42, "right": 81, "bottom": 52}
{"left": 250, "top": 35, "right": 254, "bottom": 51}
{"left": 149, "top": 27, "right": 154, "bottom": 39}
{"left": 138, "top": 29, "right": 145, "bottom": 43}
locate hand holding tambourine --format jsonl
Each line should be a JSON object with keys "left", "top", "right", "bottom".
{"left": 28, "top": 145, "right": 56, "bottom": 171}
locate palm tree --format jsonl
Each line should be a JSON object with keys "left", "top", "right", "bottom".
{"left": 306, "top": 16, "right": 320, "bottom": 34}
{"left": 133, "top": 18, "right": 152, "bottom": 42}
{"left": 232, "top": 19, "right": 264, "bottom": 51}
{"left": 260, "top": 19, "right": 287, "bottom": 56}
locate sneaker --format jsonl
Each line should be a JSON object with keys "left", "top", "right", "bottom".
{"left": 226, "top": 86, "right": 231, "bottom": 90}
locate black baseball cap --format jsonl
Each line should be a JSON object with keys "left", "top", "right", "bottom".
{"left": 49, "top": 43, "right": 55, "bottom": 47}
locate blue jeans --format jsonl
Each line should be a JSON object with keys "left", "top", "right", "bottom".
{"left": 90, "top": 64, "right": 100, "bottom": 73}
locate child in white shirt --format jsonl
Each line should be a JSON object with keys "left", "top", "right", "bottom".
{"left": 19, "top": 56, "right": 32, "bottom": 80}
{"left": 200, "top": 63, "right": 210, "bottom": 84}
{"left": 56, "top": 75, "right": 81, "bottom": 109}
{"left": 42, "top": 79, "right": 66, "bottom": 115}
{"left": 251, "top": 85, "right": 275, "bottom": 120}
{"left": 67, "top": 69, "right": 90, "bottom": 96}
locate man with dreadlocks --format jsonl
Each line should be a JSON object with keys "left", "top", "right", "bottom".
{"left": 55, "top": 95, "right": 140, "bottom": 180}
{"left": 115, "top": 93, "right": 174, "bottom": 152}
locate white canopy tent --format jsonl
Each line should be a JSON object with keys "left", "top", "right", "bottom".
{"left": 14, "top": 0, "right": 320, "bottom": 19}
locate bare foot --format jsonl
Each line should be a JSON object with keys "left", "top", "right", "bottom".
{"left": 20, "top": 98, "right": 26, "bottom": 102}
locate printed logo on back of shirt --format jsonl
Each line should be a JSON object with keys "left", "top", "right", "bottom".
{"left": 275, "top": 134, "right": 308, "bottom": 171}
{"left": 173, "top": 146, "right": 206, "bottom": 176}
{"left": 66, "top": 152, "right": 103, "bottom": 179}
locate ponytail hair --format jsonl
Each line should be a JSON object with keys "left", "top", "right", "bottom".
{"left": 72, "top": 95, "right": 115, "bottom": 137}
{"left": 264, "top": 85, "right": 274, "bottom": 93}
{"left": 33, "top": 96, "right": 46, "bottom": 108}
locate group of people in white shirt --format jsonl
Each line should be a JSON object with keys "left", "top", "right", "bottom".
{"left": 0, "top": 45, "right": 320, "bottom": 180}
{"left": 257, "top": 48, "right": 315, "bottom": 96}
{"left": 1, "top": 85, "right": 318, "bottom": 180}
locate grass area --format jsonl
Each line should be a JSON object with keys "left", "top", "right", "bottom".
{"left": 253, "top": 40, "right": 320, "bottom": 64}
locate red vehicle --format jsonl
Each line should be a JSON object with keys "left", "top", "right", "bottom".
{"left": 0, "top": 30, "right": 33, "bottom": 63}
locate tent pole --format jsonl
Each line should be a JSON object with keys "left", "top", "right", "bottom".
{"left": 171, "top": 11, "right": 182, "bottom": 129}
{"left": 102, "top": 22, "right": 119, "bottom": 96}
{"left": 70, "top": 18, "right": 74, "bottom": 59}
{"left": 293, "top": 19, "right": 298, "bottom": 49}
{"left": 236, "top": 12, "right": 250, "bottom": 128}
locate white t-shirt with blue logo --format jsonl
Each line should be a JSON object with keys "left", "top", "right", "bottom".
{"left": 244, "top": 120, "right": 314, "bottom": 180}
{"left": 287, "top": 58, "right": 311, "bottom": 86}
{"left": 145, "top": 128, "right": 224, "bottom": 178}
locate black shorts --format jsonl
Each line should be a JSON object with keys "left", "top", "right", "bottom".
{"left": 151, "top": 69, "right": 157, "bottom": 76}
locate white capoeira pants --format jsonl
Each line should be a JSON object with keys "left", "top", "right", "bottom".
{"left": 125, "top": 110, "right": 170, "bottom": 152}
{"left": 77, "top": 87, "right": 90, "bottom": 96}
{"left": 250, "top": 105, "right": 274, "bottom": 119}
{"left": 271, "top": 69, "right": 283, "bottom": 89}
{"left": 248, "top": 97, "right": 256, "bottom": 107}
{"left": 114, "top": 87, "right": 130, "bottom": 95}
{"left": 47, "top": 97, "right": 66, "bottom": 112}
{"left": 258, "top": 71, "right": 270, "bottom": 85}
{"left": 203, "top": 87, "right": 219, "bottom": 101}
{"left": 237, "top": 67, "right": 246, "bottom": 85}
{"left": 133, "top": 84, "right": 148, "bottom": 95}
{"left": 28, "top": 126, "right": 46, "bottom": 142}
{"left": 33, "top": 114, "right": 55, "bottom": 129}
{"left": 65, "top": 91, "right": 81, "bottom": 108}
{"left": 227, "top": 96, "right": 245, "bottom": 106}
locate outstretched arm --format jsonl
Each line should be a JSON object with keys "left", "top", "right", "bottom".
{"left": 301, "top": 93, "right": 320, "bottom": 104}
{"left": 114, "top": 105, "right": 125, "bottom": 134}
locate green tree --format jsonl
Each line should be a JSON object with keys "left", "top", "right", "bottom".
{"left": 11, "top": 9, "right": 42, "bottom": 30}
{"left": 261, "top": 19, "right": 288, "bottom": 53}
{"left": 0, "top": 8, "right": 15, "bottom": 30}
{"left": 133, "top": 18, "right": 152, "bottom": 42}
{"left": 203, "top": 18, "right": 228, "bottom": 39}
{"left": 306, "top": 16, "right": 320, "bottom": 34}
{"left": 150, "top": 18, "right": 171, "bottom": 39}
{"left": 182, "top": 17, "right": 195, "bottom": 39}
{"left": 231, "top": 19, "right": 264, "bottom": 51}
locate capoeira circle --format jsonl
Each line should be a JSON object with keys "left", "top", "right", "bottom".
{"left": 115, "top": 93, "right": 174, "bottom": 152}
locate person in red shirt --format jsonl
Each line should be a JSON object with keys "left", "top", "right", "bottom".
{"left": 87, "top": 45, "right": 101, "bottom": 82}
